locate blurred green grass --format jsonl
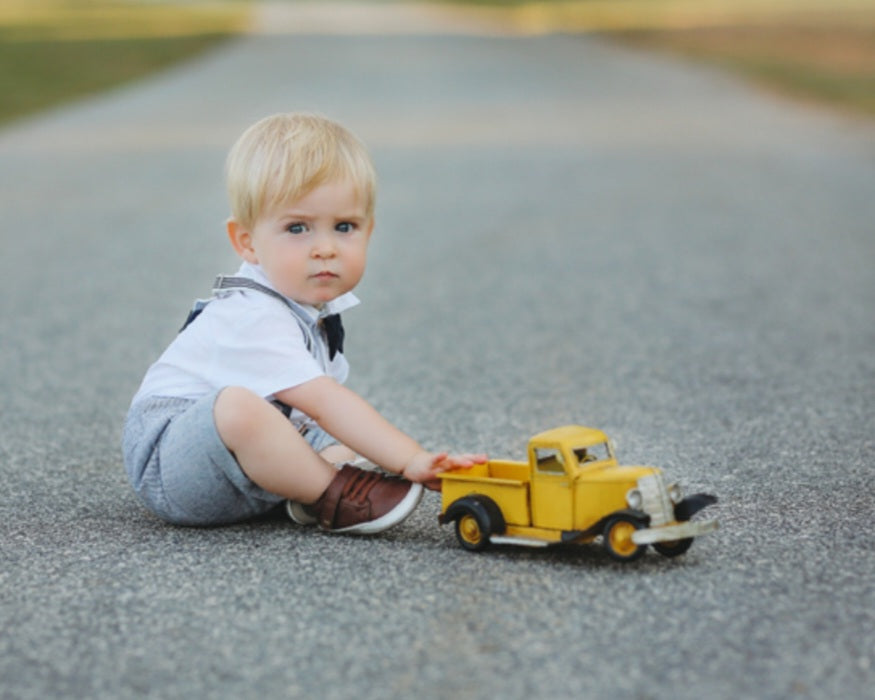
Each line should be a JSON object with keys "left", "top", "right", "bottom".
{"left": 615, "top": 23, "right": 875, "bottom": 117}
{"left": 1, "top": 1, "right": 873, "bottom": 126}
{"left": 0, "top": 0, "right": 251, "bottom": 126}
{"left": 444, "top": 0, "right": 875, "bottom": 118}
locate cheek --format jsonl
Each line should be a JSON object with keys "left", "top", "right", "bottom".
{"left": 349, "top": 248, "right": 368, "bottom": 276}
{"left": 353, "top": 239, "right": 369, "bottom": 263}
{"left": 271, "top": 241, "right": 306, "bottom": 267}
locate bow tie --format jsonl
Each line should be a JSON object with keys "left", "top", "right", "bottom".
{"left": 321, "top": 314, "right": 345, "bottom": 360}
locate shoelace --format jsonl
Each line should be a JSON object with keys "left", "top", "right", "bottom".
{"left": 341, "top": 469, "right": 387, "bottom": 503}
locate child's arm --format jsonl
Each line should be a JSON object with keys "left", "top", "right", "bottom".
{"left": 275, "top": 377, "right": 485, "bottom": 486}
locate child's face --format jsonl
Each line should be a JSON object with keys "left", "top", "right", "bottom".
{"left": 229, "top": 179, "right": 373, "bottom": 307}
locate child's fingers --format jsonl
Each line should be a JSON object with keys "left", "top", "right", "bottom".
{"left": 443, "top": 453, "right": 488, "bottom": 468}
{"left": 423, "top": 452, "right": 488, "bottom": 479}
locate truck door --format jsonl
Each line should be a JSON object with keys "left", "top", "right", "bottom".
{"left": 530, "top": 446, "right": 574, "bottom": 530}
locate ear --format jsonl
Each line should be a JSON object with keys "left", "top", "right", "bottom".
{"left": 227, "top": 218, "right": 258, "bottom": 263}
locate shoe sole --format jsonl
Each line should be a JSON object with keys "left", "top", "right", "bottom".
{"left": 285, "top": 500, "right": 317, "bottom": 526}
{"left": 329, "top": 482, "right": 424, "bottom": 535}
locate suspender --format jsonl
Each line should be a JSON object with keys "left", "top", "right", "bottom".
{"left": 179, "top": 275, "right": 346, "bottom": 421}
{"left": 180, "top": 275, "right": 344, "bottom": 360}
{"left": 214, "top": 275, "right": 318, "bottom": 354}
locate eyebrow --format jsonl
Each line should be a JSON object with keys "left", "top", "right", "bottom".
{"left": 278, "top": 214, "right": 366, "bottom": 224}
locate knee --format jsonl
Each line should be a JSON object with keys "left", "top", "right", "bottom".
{"left": 213, "top": 386, "right": 271, "bottom": 446}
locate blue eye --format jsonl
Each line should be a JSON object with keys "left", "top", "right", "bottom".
{"left": 286, "top": 222, "right": 307, "bottom": 234}
{"left": 336, "top": 222, "right": 355, "bottom": 233}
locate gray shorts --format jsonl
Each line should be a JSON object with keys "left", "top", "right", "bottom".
{"left": 122, "top": 391, "right": 335, "bottom": 526}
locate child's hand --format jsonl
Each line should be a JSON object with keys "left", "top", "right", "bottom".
{"left": 402, "top": 451, "right": 487, "bottom": 491}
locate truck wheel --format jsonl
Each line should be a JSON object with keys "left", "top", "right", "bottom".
{"left": 455, "top": 508, "right": 491, "bottom": 552}
{"left": 603, "top": 515, "right": 646, "bottom": 562}
{"left": 653, "top": 537, "right": 694, "bottom": 558}
{"left": 653, "top": 498, "right": 703, "bottom": 557}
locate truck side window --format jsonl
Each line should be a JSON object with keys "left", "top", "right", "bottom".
{"left": 535, "top": 448, "right": 565, "bottom": 475}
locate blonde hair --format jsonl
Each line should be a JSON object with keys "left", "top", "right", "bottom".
{"left": 226, "top": 113, "right": 376, "bottom": 229}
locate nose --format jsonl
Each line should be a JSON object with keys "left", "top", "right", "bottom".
{"left": 310, "top": 229, "right": 337, "bottom": 258}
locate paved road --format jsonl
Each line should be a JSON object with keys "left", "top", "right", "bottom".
{"left": 1, "top": 7, "right": 873, "bottom": 699}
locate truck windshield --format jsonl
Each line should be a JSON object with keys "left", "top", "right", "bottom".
{"left": 573, "top": 442, "right": 611, "bottom": 465}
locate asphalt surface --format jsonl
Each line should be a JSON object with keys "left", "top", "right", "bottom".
{"left": 1, "top": 12, "right": 874, "bottom": 700}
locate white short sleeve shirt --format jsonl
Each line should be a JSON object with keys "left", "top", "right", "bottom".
{"left": 132, "top": 262, "right": 359, "bottom": 430}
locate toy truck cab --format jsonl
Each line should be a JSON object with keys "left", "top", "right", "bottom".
{"left": 439, "top": 426, "right": 718, "bottom": 562}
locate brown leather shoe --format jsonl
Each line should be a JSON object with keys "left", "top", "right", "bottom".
{"left": 311, "top": 464, "right": 424, "bottom": 534}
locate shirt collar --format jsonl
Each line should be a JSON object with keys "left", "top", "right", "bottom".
{"left": 236, "top": 261, "right": 360, "bottom": 321}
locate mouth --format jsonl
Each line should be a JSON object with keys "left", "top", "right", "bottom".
{"left": 311, "top": 271, "right": 339, "bottom": 280}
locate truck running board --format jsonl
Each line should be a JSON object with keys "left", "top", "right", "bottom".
{"left": 490, "top": 535, "right": 551, "bottom": 548}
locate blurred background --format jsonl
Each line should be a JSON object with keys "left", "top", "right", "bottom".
{"left": 2, "top": 3, "right": 873, "bottom": 699}
{"left": 1, "top": 0, "right": 873, "bottom": 129}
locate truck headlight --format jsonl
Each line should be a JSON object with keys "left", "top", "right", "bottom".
{"left": 668, "top": 483, "right": 683, "bottom": 504}
{"left": 626, "top": 488, "right": 642, "bottom": 510}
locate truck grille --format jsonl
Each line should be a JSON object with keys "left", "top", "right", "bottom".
{"left": 637, "top": 473, "right": 673, "bottom": 526}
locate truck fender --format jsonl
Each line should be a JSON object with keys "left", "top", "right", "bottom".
{"left": 439, "top": 494, "right": 506, "bottom": 535}
{"left": 675, "top": 493, "right": 718, "bottom": 521}
{"left": 587, "top": 509, "right": 650, "bottom": 538}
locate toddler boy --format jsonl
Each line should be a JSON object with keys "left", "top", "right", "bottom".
{"left": 123, "top": 113, "right": 485, "bottom": 530}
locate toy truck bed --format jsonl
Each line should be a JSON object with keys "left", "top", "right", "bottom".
{"left": 440, "top": 460, "right": 531, "bottom": 526}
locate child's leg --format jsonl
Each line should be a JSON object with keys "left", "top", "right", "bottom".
{"left": 319, "top": 443, "right": 358, "bottom": 465}
{"left": 213, "top": 386, "right": 336, "bottom": 503}
{"left": 214, "top": 386, "right": 423, "bottom": 535}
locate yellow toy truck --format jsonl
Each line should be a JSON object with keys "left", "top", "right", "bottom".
{"left": 438, "top": 425, "right": 718, "bottom": 562}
